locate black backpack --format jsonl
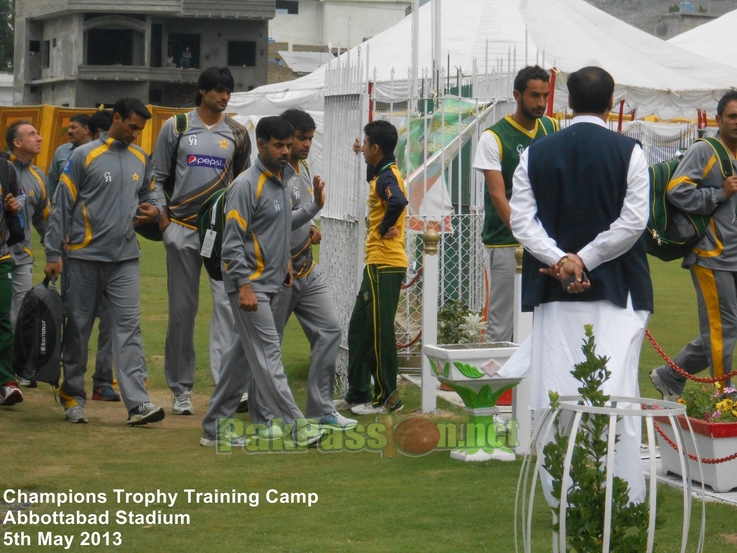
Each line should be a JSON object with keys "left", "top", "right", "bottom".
{"left": 13, "top": 278, "right": 63, "bottom": 387}
{"left": 644, "top": 137, "right": 733, "bottom": 262}
{"left": 135, "top": 113, "right": 188, "bottom": 241}
{"left": 197, "top": 187, "right": 228, "bottom": 281}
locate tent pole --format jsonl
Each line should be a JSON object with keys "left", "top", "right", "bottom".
{"left": 546, "top": 68, "right": 556, "bottom": 117}
{"left": 412, "top": 0, "right": 419, "bottom": 112}
{"left": 617, "top": 99, "right": 625, "bottom": 132}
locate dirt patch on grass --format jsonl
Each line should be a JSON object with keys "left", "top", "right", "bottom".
{"left": 722, "top": 534, "right": 737, "bottom": 545}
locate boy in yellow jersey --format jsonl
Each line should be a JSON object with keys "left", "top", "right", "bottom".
{"left": 338, "top": 121, "right": 408, "bottom": 416}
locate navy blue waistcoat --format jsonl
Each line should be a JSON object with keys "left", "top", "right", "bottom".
{"left": 521, "top": 122, "right": 653, "bottom": 313}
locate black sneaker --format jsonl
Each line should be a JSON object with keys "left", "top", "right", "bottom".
{"left": 127, "top": 402, "right": 165, "bottom": 426}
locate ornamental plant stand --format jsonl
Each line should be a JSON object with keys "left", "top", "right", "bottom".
{"left": 656, "top": 414, "right": 737, "bottom": 493}
{"left": 423, "top": 342, "right": 520, "bottom": 462}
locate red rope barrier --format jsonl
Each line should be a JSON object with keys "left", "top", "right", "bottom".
{"left": 401, "top": 266, "right": 423, "bottom": 290}
{"left": 645, "top": 330, "right": 737, "bottom": 384}
{"left": 397, "top": 331, "right": 422, "bottom": 350}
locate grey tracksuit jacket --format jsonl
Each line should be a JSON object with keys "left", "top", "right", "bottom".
{"left": 9, "top": 154, "right": 48, "bottom": 267}
{"left": 667, "top": 137, "right": 737, "bottom": 270}
{"left": 221, "top": 158, "right": 294, "bottom": 294}
{"left": 289, "top": 160, "right": 321, "bottom": 277}
{"left": 44, "top": 136, "right": 159, "bottom": 263}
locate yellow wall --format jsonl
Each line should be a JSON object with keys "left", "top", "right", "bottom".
{"left": 0, "top": 105, "right": 190, "bottom": 175}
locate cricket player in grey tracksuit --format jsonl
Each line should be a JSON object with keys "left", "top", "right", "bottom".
{"left": 272, "top": 159, "right": 343, "bottom": 419}
{"left": 152, "top": 104, "right": 250, "bottom": 412}
{"left": 203, "top": 118, "right": 314, "bottom": 444}
{"left": 45, "top": 98, "right": 164, "bottom": 425}
{"left": 650, "top": 107, "right": 737, "bottom": 399}
{"left": 8, "top": 153, "right": 48, "bottom": 325}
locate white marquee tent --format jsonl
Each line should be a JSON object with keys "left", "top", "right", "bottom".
{"left": 229, "top": 0, "right": 737, "bottom": 120}
{"left": 667, "top": 8, "right": 737, "bottom": 70}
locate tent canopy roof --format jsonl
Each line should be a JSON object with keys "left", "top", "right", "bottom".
{"left": 230, "top": 0, "right": 737, "bottom": 117}
{"left": 667, "top": 8, "right": 737, "bottom": 69}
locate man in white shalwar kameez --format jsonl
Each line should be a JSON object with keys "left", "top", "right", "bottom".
{"left": 501, "top": 66, "right": 653, "bottom": 504}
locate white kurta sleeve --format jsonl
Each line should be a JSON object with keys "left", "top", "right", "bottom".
{"left": 509, "top": 149, "right": 566, "bottom": 267}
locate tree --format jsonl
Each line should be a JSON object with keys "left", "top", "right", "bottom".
{"left": 0, "top": 0, "right": 13, "bottom": 71}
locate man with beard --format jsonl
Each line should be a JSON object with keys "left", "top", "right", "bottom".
{"left": 472, "top": 65, "right": 557, "bottom": 341}
{"left": 201, "top": 116, "right": 320, "bottom": 448}
{"left": 275, "top": 108, "right": 356, "bottom": 429}
{"left": 153, "top": 67, "right": 251, "bottom": 416}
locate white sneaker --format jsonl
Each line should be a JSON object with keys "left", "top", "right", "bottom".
{"left": 172, "top": 392, "right": 194, "bottom": 415}
{"left": 351, "top": 402, "right": 383, "bottom": 416}
{"left": 319, "top": 411, "right": 358, "bottom": 429}
{"left": 64, "top": 405, "right": 88, "bottom": 423}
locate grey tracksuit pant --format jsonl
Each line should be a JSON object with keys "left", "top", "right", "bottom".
{"left": 273, "top": 264, "right": 341, "bottom": 417}
{"left": 202, "top": 291, "right": 304, "bottom": 437}
{"left": 163, "top": 222, "right": 236, "bottom": 394}
{"left": 657, "top": 265, "right": 736, "bottom": 394}
{"left": 10, "top": 263, "right": 32, "bottom": 327}
{"left": 484, "top": 246, "right": 515, "bottom": 342}
{"left": 60, "top": 250, "right": 115, "bottom": 388}
{"left": 60, "top": 258, "right": 150, "bottom": 410}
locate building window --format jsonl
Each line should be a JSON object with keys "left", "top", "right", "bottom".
{"left": 228, "top": 41, "right": 256, "bottom": 67}
{"left": 52, "top": 38, "right": 57, "bottom": 47}
{"left": 42, "top": 40, "right": 50, "bottom": 68}
{"left": 29, "top": 41, "right": 40, "bottom": 53}
{"left": 87, "top": 29, "right": 134, "bottom": 65}
{"left": 275, "top": 1, "right": 298, "bottom": 14}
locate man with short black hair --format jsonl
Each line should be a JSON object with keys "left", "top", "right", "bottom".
{"left": 6, "top": 121, "right": 48, "bottom": 328}
{"left": 201, "top": 116, "right": 318, "bottom": 447}
{"left": 276, "top": 108, "right": 356, "bottom": 429}
{"left": 44, "top": 97, "right": 165, "bottom": 426}
{"left": 88, "top": 110, "right": 112, "bottom": 140}
{"left": 506, "top": 66, "right": 652, "bottom": 504}
{"left": 47, "top": 114, "right": 90, "bottom": 203}
{"left": 472, "top": 65, "right": 557, "bottom": 341}
{"left": 153, "top": 66, "right": 251, "bottom": 416}
{"left": 337, "top": 120, "right": 409, "bottom": 416}
{"left": 650, "top": 89, "right": 737, "bottom": 400}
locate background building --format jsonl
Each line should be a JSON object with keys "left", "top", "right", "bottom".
{"left": 270, "top": 0, "right": 411, "bottom": 50}
{"left": 13, "top": 0, "right": 275, "bottom": 107}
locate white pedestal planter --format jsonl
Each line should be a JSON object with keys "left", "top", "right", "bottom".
{"left": 656, "top": 414, "right": 737, "bottom": 493}
{"left": 516, "top": 396, "right": 706, "bottom": 553}
{"left": 423, "top": 342, "right": 521, "bottom": 462}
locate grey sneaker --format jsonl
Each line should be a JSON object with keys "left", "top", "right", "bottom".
{"left": 319, "top": 411, "right": 358, "bottom": 429}
{"left": 333, "top": 398, "right": 360, "bottom": 411}
{"left": 64, "top": 405, "right": 88, "bottom": 423}
{"left": 200, "top": 429, "right": 246, "bottom": 448}
{"left": 127, "top": 402, "right": 165, "bottom": 426}
{"left": 649, "top": 368, "right": 680, "bottom": 402}
{"left": 172, "top": 392, "right": 194, "bottom": 415}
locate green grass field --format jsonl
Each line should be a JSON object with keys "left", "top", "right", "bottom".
{"left": 2, "top": 234, "right": 736, "bottom": 552}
